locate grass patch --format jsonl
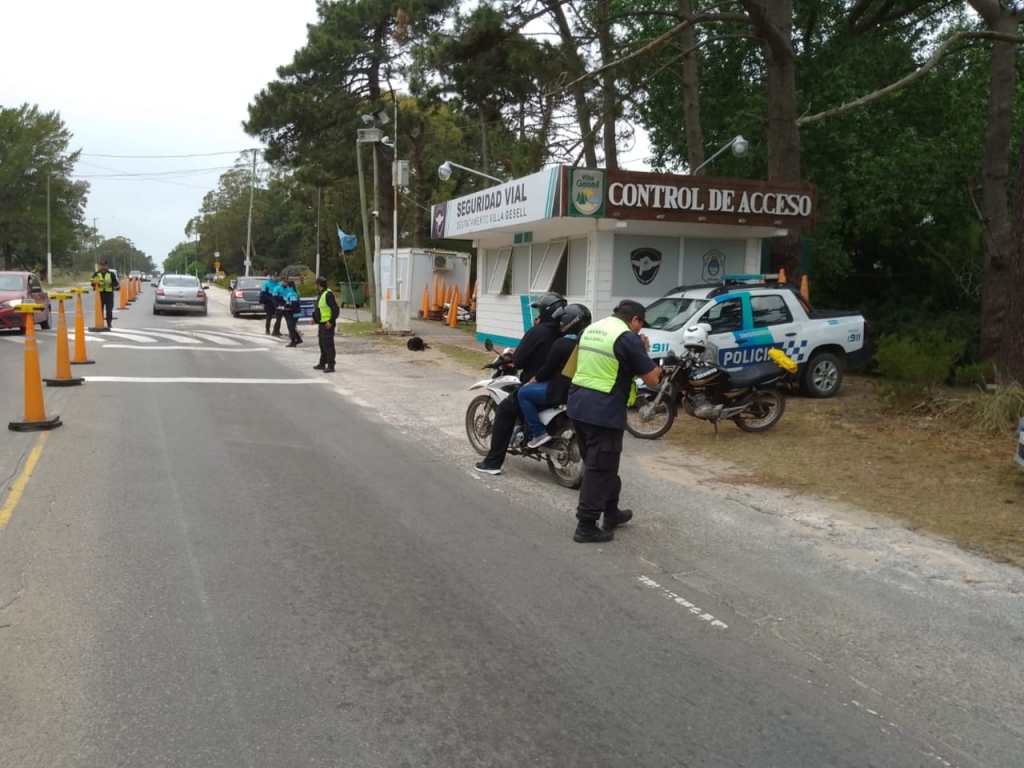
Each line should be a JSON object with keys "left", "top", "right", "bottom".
{"left": 434, "top": 342, "right": 494, "bottom": 370}
{"left": 339, "top": 321, "right": 381, "bottom": 337}
{"left": 663, "top": 376, "right": 1024, "bottom": 568}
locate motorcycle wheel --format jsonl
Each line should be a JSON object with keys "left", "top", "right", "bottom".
{"left": 546, "top": 424, "right": 584, "bottom": 489}
{"left": 465, "top": 394, "right": 497, "bottom": 455}
{"left": 625, "top": 392, "right": 676, "bottom": 439}
{"left": 733, "top": 389, "right": 786, "bottom": 432}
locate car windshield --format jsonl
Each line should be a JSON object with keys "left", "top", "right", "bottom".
{"left": 0, "top": 275, "right": 25, "bottom": 291}
{"left": 644, "top": 297, "right": 709, "bottom": 332}
{"left": 163, "top": 276, "right": 199, "bottom": 288}
{"left": 237, "top": 278, "right": 263, "bottom": 289}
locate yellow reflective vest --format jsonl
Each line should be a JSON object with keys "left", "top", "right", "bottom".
{"left": 92, "top": 271, "right": 114, "bottom": 292}
{"left": 572, "top": 315, "right": 637, "bottom": 406}
{"left": 317, "top": 289, "right": 335, "bottom": 324}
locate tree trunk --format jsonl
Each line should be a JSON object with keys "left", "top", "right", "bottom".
{"left": 746, "top": 0, "right": 803, "bottom": 279}
{"left": 545, "top": 0, "right": 599, "bottom": 167}
{"left": 1000, "top": 127, "right": 1024, "bottom": 383}
{"left": 596, "top": 0, "right": 619, "bottom": 169}
{"left": 972, "top": 4, "right": 1020, "bottom": 360}
{"left": 678, "top": 0, "right": 706, "bottom": 173}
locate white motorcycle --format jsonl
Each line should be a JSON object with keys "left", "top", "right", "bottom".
{"left": 464, "top": 340, "right": 584, "bottom": 489}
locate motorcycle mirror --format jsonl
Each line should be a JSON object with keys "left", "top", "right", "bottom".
{"left": 484, "top": 339, "right": 494, "bottom": 352}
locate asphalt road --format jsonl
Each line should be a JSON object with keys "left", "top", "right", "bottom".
{"left": 1, "top": 288, "right": 1022, "bottom": 767}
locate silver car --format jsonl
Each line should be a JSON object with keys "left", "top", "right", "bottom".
{"left": 153, "top": 274, "right": 208, "bottom": 316}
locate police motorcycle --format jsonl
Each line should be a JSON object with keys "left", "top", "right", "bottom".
{"left": 464, "top": 339, "right": 584, "bottom": 489}
{"left": 625, "top": 324, "right": 795, "bottom": 439}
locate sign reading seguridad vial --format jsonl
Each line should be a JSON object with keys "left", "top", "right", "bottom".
{"left": 430, "top": 167, "right": 562, "bottom": 239}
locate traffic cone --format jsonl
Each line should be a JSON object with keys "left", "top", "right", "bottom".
{"left": 385, "top": 286, "right": 391, "bottom": 300}
{"left": 43, "top": 294, "right": 83, "bottom": 387}
{"left": 8, "top": 306, "right": 62, "bottom": 432}
{"left": 119, "top": 280, "right": 129, "bottom": 311}
{"left": 448, "top": 287, "right": 460, "bottom": 328}
{"left": 69, "top": 288, "right": 94, "bottom": 365}
{"left": 89, "top": 285, "right": 109, "bottom": 332}
{"left": 432, "top": 275, "right": 440, "bottom": 310}
{"left": 421, "top": 285, "right": 430, "bottom": 318}
{"left": 778, "top": 268, "right": 787, "bottom": 284}
{"left": 800, "top": 274, "right": 810, "bottom": 301}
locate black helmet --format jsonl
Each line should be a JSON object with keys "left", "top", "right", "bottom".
{"left": 529, "top": 292, "right": 567, "bottom": 323}
{"left": 552, "top": 303, "right": 591, "bottom": 336}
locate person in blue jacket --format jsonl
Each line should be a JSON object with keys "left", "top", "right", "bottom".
{"left": 281, "top": 280, "right": 304, "bottom": 347}
{"left": 260, "top": 272, "right": 280, "bottom": 335}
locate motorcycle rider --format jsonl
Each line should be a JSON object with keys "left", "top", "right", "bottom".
{"left": 473, "top": 292, "right": 567, "bottom": 476}
{"left": 567, "top": 300, "right": 661, "bottom": 543}
{"left": 517, "top": 303, "right": 591, "bottom": 449}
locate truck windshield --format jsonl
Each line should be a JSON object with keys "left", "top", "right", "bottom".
{"left": 644, "top": 297, "right": 709, "bottom": 332}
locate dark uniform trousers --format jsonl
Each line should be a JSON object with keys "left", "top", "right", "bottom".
{"left": 571, "top": 419, "right": 623, "bottom": 525}
{"left": 481, "top": 396, "right": 523, "bottom": 468}
{"left": 100, "top": 292, "right": 115, "bottom": 326}
{"left": 318, "top": 323, "right": 336, "bottom": 366}
{"left": 264, "top": 301, "right": 276, "bottom": 333}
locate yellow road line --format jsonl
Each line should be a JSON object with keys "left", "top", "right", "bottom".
{"left": 0, "top": 432, "right": 49, "bottom": 532}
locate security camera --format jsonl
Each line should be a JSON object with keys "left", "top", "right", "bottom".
{"left": 371, "top": 210, "right": 379, "bottom": 218}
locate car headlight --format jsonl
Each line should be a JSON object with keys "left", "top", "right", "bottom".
{"left": 0, "top": 299, "right": 23, "bottom": 308}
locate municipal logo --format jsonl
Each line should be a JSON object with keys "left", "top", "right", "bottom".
{"left": 431, "top": 204, "right": 448, "bottom": 239}
{"left": 630, "top": 247, "right": 662, "bottom": 285}
{"left": 702, "top": 249, "right": 725, "bottom": 283}
{"left": 569, "top": 168, "right": 606, "bottom": 217}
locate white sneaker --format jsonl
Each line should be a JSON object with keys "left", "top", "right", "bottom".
{"left": 527, "top": 434, "right": 553, "bottom": 449}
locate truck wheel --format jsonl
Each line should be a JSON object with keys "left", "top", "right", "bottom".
{"left": 803, "top": 352, "right": 843, "bottom": 398}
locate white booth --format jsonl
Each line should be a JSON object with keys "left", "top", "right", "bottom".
{"left": 429, "top": 166, "right": 817, "bottom": 348}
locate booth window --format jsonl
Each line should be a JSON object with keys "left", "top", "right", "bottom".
{"left": 751, "top": 295, "right": 793, "bottom": 327}
{"left": 704, "top": 297, "right": 744, "bottom": 334}
{"left": 511, "top": 244, "right": 531, "bottom": 294}
{"left": 530, "top": 240, "right": 567, "bottom": 294}
{"left": 486, "top": 248, "right": 512, "bottom": 295}
{"left": 550, "top": 238, "right": 587, "bottom": 296}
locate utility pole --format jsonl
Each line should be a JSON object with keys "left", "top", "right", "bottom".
{"left": 244, "top": 149, "right": 257, "bottom": 277}
{"left": 355, "top": 136, "right": 377, "bottom": 324}
{"left": 315, "top": 186, "right": 321, "bottom": 279}
{"left": 46, "top": 173, "right": 51, "bottom": 285}
{"left": 372, "top": 141, "right": 382, "bottom": 318}
{"left": 392, "top": 97, "right": 399, "bottom": 299}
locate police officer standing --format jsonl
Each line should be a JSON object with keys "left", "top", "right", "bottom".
{"left": 281, "top": 279, "right": 304, "bottom": 347}
{"left": 311, "top": 276, "right": 339, "bottom": 372}
{"left": 567, "top": 300, "right": 661, "bottom": 543}
{"left": 260, "top": 272, "right": 280, "bottom": 335}
{"left": 91, "top": 259, "right": 120, "bottom": 329}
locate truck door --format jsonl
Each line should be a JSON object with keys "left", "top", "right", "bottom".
{"left": 694, "top": 296, "right": 748, "bottom": 367}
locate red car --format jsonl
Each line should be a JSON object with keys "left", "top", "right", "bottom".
{"left": 0, "top": 271, "right": 52, "bottom": 333}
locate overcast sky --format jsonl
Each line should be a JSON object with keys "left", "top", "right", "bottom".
{"left": 1, "top": 0, "right": 318, "bottom": 263}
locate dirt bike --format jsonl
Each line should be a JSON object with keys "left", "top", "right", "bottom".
{"left": 464, "top": 340, "right": 584, "bottom": 488}
{"left": 625, "top": 350, "right": 789, "bottom": 439}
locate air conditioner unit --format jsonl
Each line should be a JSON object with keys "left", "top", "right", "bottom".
{"left": 433, "top": 254, "right": 453, "bottom": 271}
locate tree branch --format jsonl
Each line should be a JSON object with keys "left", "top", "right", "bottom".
{"left": 797, "top": 30, "right": 1024, "bottom": 127}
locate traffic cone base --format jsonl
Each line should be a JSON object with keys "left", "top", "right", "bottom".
{"left": 70, "top": 359, "right": 96, "bottom": 365}
{"left": 43, "top": 376, "right": 83, "bottom": 387}
{"left": 9, "top": 414, "right": 62, "bottom": 432}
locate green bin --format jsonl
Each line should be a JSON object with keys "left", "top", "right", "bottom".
{"left": 338, "top": 282, "right": 366, "bottom": 307}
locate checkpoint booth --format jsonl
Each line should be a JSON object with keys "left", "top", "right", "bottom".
{"left": 429, "top": 166, "right": 817, "bottom": 348}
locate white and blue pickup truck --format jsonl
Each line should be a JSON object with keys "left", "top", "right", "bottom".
{"left": 641, "top": 275, "right": 869, "bottom": 398}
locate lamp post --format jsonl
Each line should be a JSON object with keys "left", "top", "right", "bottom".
{"left": 437, "top": 161, "right": 504, "bottom": 184}
{"left": 691, "top": 135, "right": 749, "bottom": 175}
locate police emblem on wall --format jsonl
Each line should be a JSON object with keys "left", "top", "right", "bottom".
{"left": 701, "top": 249, "right": 725, "bottom": 283}
{"left": 630, "top": 248, "right": 662, "bottom": 285}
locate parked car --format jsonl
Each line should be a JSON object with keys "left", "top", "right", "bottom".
{"left": 229, "top": 276, "right": 268, "bottom": 317}
{"left": 151, "top": 273, "right": 161, "bottom": 287}
{"left": 129, "top": 270, "right": 144, "bottom": 282}
{"left": 153, "top": 274, "right": 208, "bottom": 316}
{"left": 642, "top": 275, "right": 869, "bottom": 398}
{"left": 0, "top": 271, "right": 52, "bottom": 333}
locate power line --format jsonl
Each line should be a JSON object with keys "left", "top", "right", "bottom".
{"left": 80, "top": 149, "right": 255, "bottom": 159}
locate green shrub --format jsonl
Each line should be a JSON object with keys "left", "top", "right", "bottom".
{"left": 296, "top": 282, "right": 318, "bottom": 297}
{"left": 965, "top": 383, "right": 1024, "bottom": 433}
{"left": 954, "top": 360, "right": 997, "bottom": 388}
{"left": 873, "top": 331, "right": 967, "bottom": 402}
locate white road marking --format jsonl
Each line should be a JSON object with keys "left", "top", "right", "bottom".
{"left": 188, "top": 332, "right": 241, "bottom": 346}
{"left": 134, "top": 330, "right": 202, "bottom": 344}
{"left": 100, "top": 330, "right": 159, "bottom": 343}
{"left": 83, "top": 376, "right": 327, "bottom": 384}
{"left": 100, "top": 345, "right": 269, "bottom": 352}
{"left": 637, "top": 576, "right": 729, "bottom": 629}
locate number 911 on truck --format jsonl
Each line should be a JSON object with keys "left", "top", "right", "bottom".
{"left": 640, "top": 274, "right": 869, "bottom": 398}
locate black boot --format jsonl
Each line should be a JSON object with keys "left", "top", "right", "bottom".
{"left": 603, "top": 509, "right": 633, "bottom": 530}
{"left": 313, "top": 363, "right": 325, "bottom": 370}
{"left": 573, "top": 523, "right": 614, "bottom": 543}
{"left": 324, "top": 365, "right": 336, "bottom": 373}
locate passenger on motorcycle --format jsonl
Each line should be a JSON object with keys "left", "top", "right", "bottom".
{"left": 473, "top": 292, "right": 567, "bottom": 476}
{"left": 516, "top": 303, "right": 592, "bottom": 449}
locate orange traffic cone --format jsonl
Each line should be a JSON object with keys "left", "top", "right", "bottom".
{"left": 43, "top": 294, "right": 83, "bottom": 387}
{"left": 448, "top": 287, "right": 460, "bottom": 328}
{"left": 778, "top": 268, "right": 787, "bottom": 284}
{"left": 8, "top": 305, "right": 62, "bottom": 432}
{"left": 385, "top": 286, "right": 391, "bottom": 300}
{"left": 421, "top": 285, "right": 430, "bottom": 319}
{"left": 69, "top": 288, "right": 94, "bottom": 365}
{"left": 800, "top": 274, "right": 810, "bottom": 301}
{"left": 89, "top": 284, "right": 108, "bottom": 332}
{"left": 119, "top": 280, "right": 129, "bottom": 311}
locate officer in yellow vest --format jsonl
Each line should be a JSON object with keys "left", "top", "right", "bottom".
{"left": 567, "top": 300, "right": 661, "bottom": 543}
{"left": 311, "top": 276, "right": 339, "bottom": 372}
{"left": 91, "top": 259, "right": 121, "bottom": 328}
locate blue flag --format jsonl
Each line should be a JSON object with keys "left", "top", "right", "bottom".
{"left": 337, "top": 225, "right": 358, "bottom": 254}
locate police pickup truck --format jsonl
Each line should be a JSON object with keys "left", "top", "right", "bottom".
{"left": 642, "top": 275, "right": 869, "bottom": 398}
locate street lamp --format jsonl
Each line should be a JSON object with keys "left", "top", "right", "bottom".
{"left": 437, "top": 160, "right": 505, "bottom": 184}
{"left": 691, "top": 135, "right": 749, "bottom": 175}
